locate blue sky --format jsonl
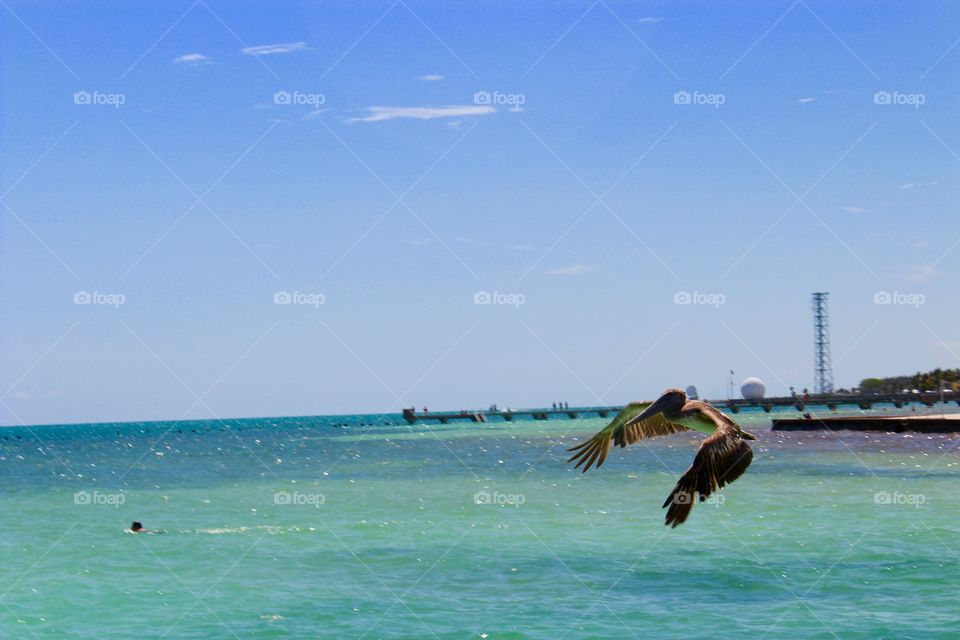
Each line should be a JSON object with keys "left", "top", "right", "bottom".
{"left": 2, "top": 1, "right": 959, "bottom": 425}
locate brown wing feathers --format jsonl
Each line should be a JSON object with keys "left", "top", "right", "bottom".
{"left": 662, "top": 426, "right": 753, "bottom": 527}
{"left": 567, "top": 408, "right": 689, "bottom": 473}
{"left": 566, "top": 431, "right": 613, "bottom": 472}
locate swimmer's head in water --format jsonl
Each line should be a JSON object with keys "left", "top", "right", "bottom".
{"left": 131, "top": 521, "right": 143, "bottom": 532}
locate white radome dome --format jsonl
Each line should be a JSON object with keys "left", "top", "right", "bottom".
{"left": 740, "top": 377, "right": 766, "bottom": 401}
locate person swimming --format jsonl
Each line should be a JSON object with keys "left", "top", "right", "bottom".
{"left": 130, "top": 521, "right": 163, "bottom": 534}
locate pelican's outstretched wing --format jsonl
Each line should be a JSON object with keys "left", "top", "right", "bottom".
{"left": 567, "top": 402, "right": 690, "bottom": 472}
{"left": 662, "top": 425, "right": 753, "bottom": 527}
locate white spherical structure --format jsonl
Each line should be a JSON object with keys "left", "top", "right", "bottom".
{"left": 740, "top": 377, "right": 766, "bottom": 401}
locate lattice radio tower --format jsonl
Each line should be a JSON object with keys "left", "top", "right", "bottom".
{"left": 812, "top": 292, "right": 833, "bottom": 394}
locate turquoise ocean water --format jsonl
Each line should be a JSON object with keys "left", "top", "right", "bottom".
{"left": 1, "top": 405, "right": 959, "bottom": 639}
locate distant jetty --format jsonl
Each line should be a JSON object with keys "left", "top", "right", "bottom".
{"left": 402, "top": 393, "right": 960, "bottom": 425}
{"left": 772, "top": 414, "right": 960, "bottom": 433}
{"left": 402, "top": 406, "right": 620, "bottom": 424}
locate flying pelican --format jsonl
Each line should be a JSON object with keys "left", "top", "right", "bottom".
{"left": 567, "top": 388, "right": 757, "bottom": 527}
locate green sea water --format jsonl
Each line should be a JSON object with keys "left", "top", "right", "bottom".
{"left": 1, "top": 408, "right": 959, "bottom": 639}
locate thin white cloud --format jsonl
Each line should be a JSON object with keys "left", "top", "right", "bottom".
{"left": 418, "top": 74, "right": 444, "bottom": 81}
{"left": 798, "top": 97, "right": 816, "bottom": 103}
{"left": 638, "top": 16, "right": 663, "bottom": 23}
{"left": 402, "top": 238, "right": 435, "bottom": 246}
{"left": 547, "top": 265, "right": 594, "bottom": 276}
{"left": 901, "top": 181, "right": 938, "bottom": 190}
{"left": 507, "top": 244, "right": 539, "bottom": 252}
{"left": 842, "top": 206, "right": 866, "bottom": 213}
{"left": 348, "top": 105, "right": 495, "bottom": 123}
{"left": 173, "top": 53, "right": 209, "bottom": 64}
{"left": 301, "top": 108, "right": 331, "bottom": 121}
{"left": 241, "top": 42, "right": 307, "bottom": 56}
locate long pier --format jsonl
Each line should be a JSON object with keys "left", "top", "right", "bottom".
{"left": 402, "top": 406, "right": 622, "bottom": 424}
{"left": 772, "top": 414, "right": 960, "bottom": 433}
{"left": 402, "top": 393, "right": 960, "bottom": 425}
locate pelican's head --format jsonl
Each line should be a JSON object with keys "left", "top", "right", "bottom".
{"left": 633, "top": 387, "right": 688, "bottom": 422}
